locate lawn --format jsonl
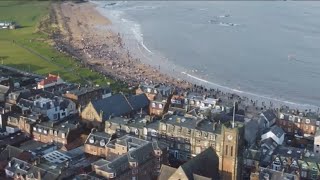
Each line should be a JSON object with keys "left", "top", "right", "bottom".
{"left": 0, "top": 1, "right": 127, "bottom": 92}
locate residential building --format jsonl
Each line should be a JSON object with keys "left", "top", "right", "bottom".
{"left": 250, "top": 167, "right": 299, "bottom": 180}
{"left": 32, "top": 120, "right": 82, "bottom": 148}
{"left": 32, "top": 97, "right": 76, "bottom": 121}
{"left": 37, "top": 74, "right": 64, "bottom": 89}
{"left": 89, "top": 135, "right": 169, "bottom": 179}
{"left": 159, "top": 147, "right": 219, "bottom": 180}
{"left": 277, "top": 111, "right": 320, "bottom": 137}
{"left": 81, "top": 93, "right": 149, "bottom": 128}
{"left": 0, "top": 85, "right": 10, "bottom": 103}
{"left": 6, "top": 89, "right": 31, "bottom": 105}
{"left": 260, "top": 109, "right": 277, "bottom": 128}
{"left": 63, "top": 86, "right": 111, "bottom": 107}
{"left": 5, "top": 157, "right": 61, "bottom": 180}
{"left": 136, "top": 84, "right": 173, "bottom": 101}
{"left": 84, "top": 130, "right": 112, "bottom": 157}
{"left": 184, "top": 92, "right": 218, "bottom": 111}
{"left": 261, "top": 125, "right": 285, "bottom": 145}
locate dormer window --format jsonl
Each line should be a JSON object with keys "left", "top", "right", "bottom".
{"left": 43, "top": 130, "right": 48, "bottom": 134}
{"left": 147, "top": 88, "right": 151, "bottom": 93}
{"left": 306, "top": 119, "right": 310, "bottom": 124}
{"left": 33, "top": 127, "right": 37, "bottom": 131}
{"left": 100, "top": 139, "right": 106, "bottom": 146}
{"left": 61, "top": 133, "right": 66, "bottom": 138}
{"left": 54, "top": 131, "right": 58, "bottom": 136}
{"left": 38, "top": 128, "right": 42, "bottom": 133}
{"left": 158, "top": 104, "right": 163, "bottom": 109}
{"left": 89, "top": 137, "right": 94, "bottom": 144}
{"left": 280, "top": 113, "right": 284, "bottom": 119}
{"left": 190, "top": 100, "right": 194, "bottom": 105}
{"left": 152, "top": 103, "right": 156, "bottom": 108}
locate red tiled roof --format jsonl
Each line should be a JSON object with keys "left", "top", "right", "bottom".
{"left": 38, "top": 74, "right": 59, "bottom": 86}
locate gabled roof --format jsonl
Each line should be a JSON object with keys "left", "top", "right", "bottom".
{"left": 179, "top": 147, "right": 219, "bottom": 180}
{"left": 38, "top": 74, "right": 60, "bottom": 86}
{"left": 128, "top": 93, "right": 149, "bottom": 111}
{"left": 270, "top": 125, "right": 285, "bottom": 138}
{"left": 159, "top": 147, "right": 219, "bottom": 180}
{"left": 262, "top": 109, "right": 277, "bottom": 122}
{"left": 91, "top": 94, "right": 132, "bottom": 120}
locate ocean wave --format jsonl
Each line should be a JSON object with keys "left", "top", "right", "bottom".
{"left": 131, "top": 24, "right": 153, "bottom": 54}
{"left": 181, "top": 71, "right": 317, "bottom": 108}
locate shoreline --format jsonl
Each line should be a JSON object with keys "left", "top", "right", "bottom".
{"left": 52, "top": 1, "right": 319, "bottom": 113}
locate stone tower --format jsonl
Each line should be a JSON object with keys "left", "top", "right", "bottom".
{"left": 220, "top": 123, "right": 244, "bottom": 180}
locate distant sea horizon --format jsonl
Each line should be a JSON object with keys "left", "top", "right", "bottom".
{"left": 93, "top": 1, "right": 320, "bottom": 110}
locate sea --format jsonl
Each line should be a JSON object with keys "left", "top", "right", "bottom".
{"left": 93, "top": 1, "right": 320, "bottom": 110}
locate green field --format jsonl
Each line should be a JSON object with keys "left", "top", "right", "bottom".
{"left": 0, "top": 1, "right": 127, "bottom": 91}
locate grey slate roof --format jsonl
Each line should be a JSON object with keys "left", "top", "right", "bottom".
{"left": 262, "top": 109, "right": 277, "bottom": 122}
{"left": 128, "top": 93, "right": 149, "bottom": 111}
{"left": 85, "top": 131, "right": 111, "bottom": 147}
{"left": 270, "top": 125, "right": 285, "bottom": 138}
{"left": 91, "top": 93, "right": 132, "bottom": 120}
{"left": 179, "top": 147, "right": 219, "bottom": 180}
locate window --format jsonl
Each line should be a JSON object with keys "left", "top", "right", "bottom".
{"left": 316, "top": 150, "right": 319, "bottom": 153}
{"left": 225, "top": 145, "right": 228, "bottom": 155}
{"left": 301, "top": 171, "right": 307, "bottom": 178}
{"left": 230, "top": 146, "right": 233, "bottom": 157}
{"left": 195, "top": 147, "right": 201, "bottom": 154}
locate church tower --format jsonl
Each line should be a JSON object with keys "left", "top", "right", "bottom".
{"left": 220, "top": 123, "right": 244, "bottom": 180}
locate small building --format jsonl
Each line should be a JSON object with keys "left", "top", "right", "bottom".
{"left": 261, "top": 125, "right": 285, "bottom": 145}
{"left": 32, "top": 97, "right": 76, "bottom": 121}
{"left": 37, "top": 74, "right": 64, "bottom": 89}
{"left": 0, "top": 85, "right": 10, "bottom": 103}
{"left": 0, "top": 21, "right": 16, "bottom": 29}
{"left": 84, "top": 130, "right": 112, "bottom": 157}
{"left": 260, "top": 109, "right": 277, "bottom": 128}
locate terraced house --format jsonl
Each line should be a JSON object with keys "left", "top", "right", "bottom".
{"left": 276, "top": 111, "right": 320, "bottom": 137}
{"left": 32, "top": 120, "right": 82, "bottom": 148}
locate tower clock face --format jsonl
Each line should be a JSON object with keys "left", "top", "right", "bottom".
{"left": 227, "top": 134, "right": 233, "bottom": 140}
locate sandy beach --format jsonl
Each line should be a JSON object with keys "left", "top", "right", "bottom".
{"left": 51, "top": 1, "right": 191, "bottom": 89}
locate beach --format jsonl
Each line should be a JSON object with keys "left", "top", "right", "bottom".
{"left": 51, "top": 1, "right": 191, "bottom": 89}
